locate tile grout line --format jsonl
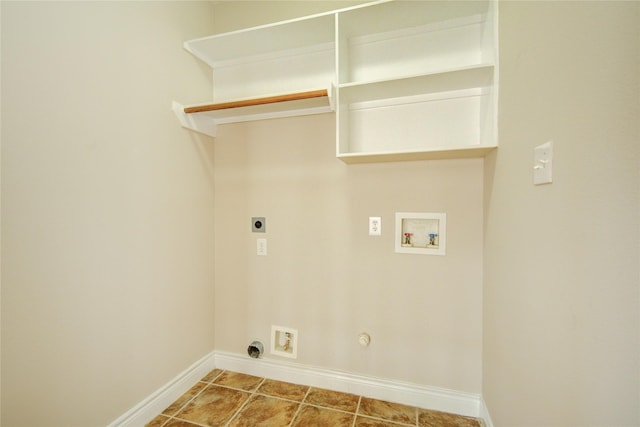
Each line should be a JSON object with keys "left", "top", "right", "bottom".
{"left": 355, "top": 396, "right": 418, "bottom": 427}
{"left": 158, "top": 409, "right": 208, "bottom": 427}
{"left": 159, "top": 410, "right": 210, "bottom": 427}
{"left": 158, "top": 369, "right": 226, "bottom": 427}
{"left": 351, "top": 395, "right": 362, "bottom": 427}
{"left": 302, "top": 401, "right": 359, "bottom": 416}
{"left": 224, "top": 376, "right": 267, "bottom": 427}
{"left": 156, "top": 414, "right": 171, "bottom": 427}
{"left": 355, "top": 414, "right": 416, "bottom": 427}
{"left": 150, "top": 370, "right": 481, "bottom": 427}
{"left": 168, "top": 416, "right": 209, "bottom": 427}
{"left": 160, "top": 383, "right": 208, "bottom": 422}
{"left": 287, "top": 384, "right": 313, "bottom": 426}
{"left": 230, "top": 381, "right": 415, "bottom": 427}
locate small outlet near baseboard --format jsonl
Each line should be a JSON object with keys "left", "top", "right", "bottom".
{"left": 271, "top": 325, "right": 298, "bottom": 359}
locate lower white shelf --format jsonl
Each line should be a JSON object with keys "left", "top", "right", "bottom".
{"left": 174, "top": 88, "right": 334, "bottom": 138}
{"left": 336, "top": 146, "right": 496, "bottom": 164}
{"left": 173, "top": 82, "right": 497, "bottom": 163}
{"left": 336, "top": 86, "right": 496, "bottom": 163}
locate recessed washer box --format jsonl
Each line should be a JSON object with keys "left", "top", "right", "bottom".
{"left": 271, "top": 325, "right": 297, "bottom": 359}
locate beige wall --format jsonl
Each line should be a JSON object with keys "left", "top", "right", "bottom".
{"left": 2, "top": 1, "right": 639, "bottom": 426}
{"left": 210, "top": 1, "right": 484, "bottom": 394}
{"left": 484, "top": 1, "right": 640, "bottom": 426}
{"left": 213, "top": 115, "right": 484, "bottom": 393}
{"left": 210, "top": 1, "right": 369, "bottom": 34}
{"left": 1, "top": 2, "right": 216, "bottom": 425}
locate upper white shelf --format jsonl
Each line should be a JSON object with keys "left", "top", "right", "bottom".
{"left": 338, "top": 0, "right": 490, "bottom": 38}
{"left": 174, "top": 0, "right": 498, "bottom": 163}
{"left": 185, "top": 13, "right": 336, "bottom": 68}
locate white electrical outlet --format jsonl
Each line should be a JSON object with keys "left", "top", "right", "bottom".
{"left": 369, "top": 216, "right": 381, "bottom": 236}
{"left": 257, "top": 238, "right": 267, "bottom": 256}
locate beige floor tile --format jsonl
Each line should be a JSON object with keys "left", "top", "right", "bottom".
{"left": 213, "top": 371, "right": 263, "bottom": 391}
{"left": 257, "top": 378, "right": 309, "bottom": 401}
{"left": 358, "top": 397, "right": 417, "bottom": 425}
{"left": 418, "top": 408, "right": 481, "bottom": 427}
{"left": 164, "top": 419, "right": 205, "bottom": 427}
{"left": 304, "top": 387, "right": 360, "bottom": 412}
{"left": 147, "top": 371, "right": 484, "bottom": 427}
{"left": 355, "top": 416, "right": 412, "bottom": 427}
{"left": 162, "top": 382, "right": 208, "bottom": 416}
{"left": 145, "top": 414, "right": 170, "bottom": 427}
{"left": 175, "top": 384, "right": 250, "bottom": 426}
{"left": 291, "top": 404, "right": 355, "bottom": 427}
{"left": 201, "top": 369, "right": 223, "bottom": 383}
{"left": 228, "top": 394, "right": 299, "bottom": 427}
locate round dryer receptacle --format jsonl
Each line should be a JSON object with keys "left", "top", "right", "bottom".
{"left": 247, "top": 341, "right": 264, "bottom": 358}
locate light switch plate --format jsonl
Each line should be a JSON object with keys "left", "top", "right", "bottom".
{"left": 533, "top": 141, "right": 553, "bottom": 185}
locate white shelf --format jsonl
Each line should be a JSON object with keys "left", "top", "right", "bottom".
{"left": 184, "top": 13, "right": 336, "bottom": 68}
{"left": 338, "top": 65, "right": 494, "bottom": 104}
{"left": 337, "top": 146, "right": 497, "bottom": 164}
{"left": 174, "top": 0, "right": 498, "bottom": 163}
{"left": 337, "top": 0, "right": 490, "bottom": 39}
{"left": 337, "top": 87, "right": 493, "bottom": 158}
{"left": 174, "top": 89, "right": 334, "bottom": 138}
{"left": 335, "top": 0, "right": 498, "bottom": 162}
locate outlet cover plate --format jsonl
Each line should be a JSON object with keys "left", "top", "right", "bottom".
{"left": 257, "top": 238, "right": 267, "bottom": 256}
{"left": 369, "top": 217, "right": 381, "bottom": 236}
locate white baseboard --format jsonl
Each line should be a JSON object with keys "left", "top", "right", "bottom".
{"left": 479, "top": 397, "right": 495, "bottom": 427}
{"left": 109, "top": 350, "right": 488, "bottom": 426}
{"left": 213, "top": 351, "right": 482, "bottom": 419}
{"left": 108, "top": 350, "right": 216, "bottom": 427}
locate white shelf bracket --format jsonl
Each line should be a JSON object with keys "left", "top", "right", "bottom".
{"left": 172, "top": 101, "right": 218, "bottom": 138}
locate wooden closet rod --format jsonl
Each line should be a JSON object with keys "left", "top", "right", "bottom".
{"left": 184, "top": 89, "right": 328, "bottom": 114}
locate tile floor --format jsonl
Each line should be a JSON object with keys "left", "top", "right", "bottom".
{"left": 146, "top": 369, "right": 481, "bottom": 427}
